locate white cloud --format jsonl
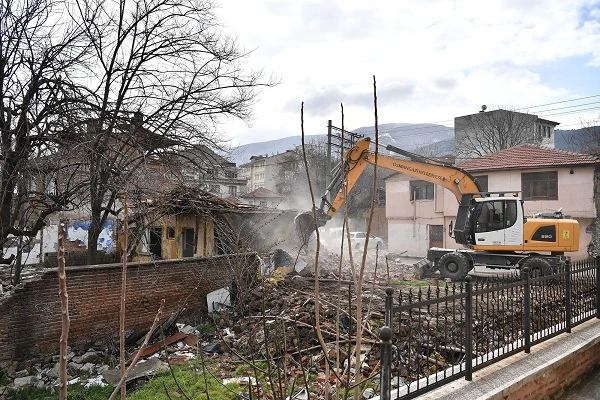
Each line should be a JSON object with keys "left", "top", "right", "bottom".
{"left": 216, "top": 0, "right": 600, "bottom": 145}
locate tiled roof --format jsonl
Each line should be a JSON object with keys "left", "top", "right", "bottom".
{"left": 457, "top": 145, "right": 599, "bottom": 172}
{"left": 241, "top": 187, "right": 282, "bottom": 199}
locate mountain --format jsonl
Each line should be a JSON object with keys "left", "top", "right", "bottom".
{"left": 227, "top": 124, "right": 600, "bottom": 165}
{"left": 411, "top": 127, "right": 599, "bottom": 157}
{"left": 228, "top": 123, "right": 454, "bottom": 165}
{"left": 227, "top": 134, "right": 326, "bottom": 165}
{"left": 555, "top": 128, "right": 589, "bottom": 151}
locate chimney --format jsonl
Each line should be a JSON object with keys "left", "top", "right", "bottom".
{"left": 87, "top": 119, "right": 100, "bottom": 134}
{"left": 133, "top": 111, "right": 144, "bottom": 128}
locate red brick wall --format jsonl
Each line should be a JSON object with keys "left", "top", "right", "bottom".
{"left": 0, "top": 253, "right": 258, "bottom": 362}
{"left": 507, "top": 339, "right": 600, "bottom": 399}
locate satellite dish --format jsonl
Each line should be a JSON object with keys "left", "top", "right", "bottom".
{"left": 481, "top": 105, "right": 487, "bottom": 111}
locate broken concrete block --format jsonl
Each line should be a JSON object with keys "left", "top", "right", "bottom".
{"left": 12, "top": 376, "right": 39, "bottom": 389}
{"left": 68, "top": 362, "right": 84, "bottom": 372}
{"left": 223, "top": 376, "right": 257, "bottom": 386}
{"left": 102, "top": 358, "right": 169, "bottom": 386}
{"left": 80, "top": 363, "right": 95, "bottom": 374}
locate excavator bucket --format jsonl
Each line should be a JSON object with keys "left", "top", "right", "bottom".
{"left": 294, "top": 211, "right": 317, "bottom": 247}
{"left": 294, "top": 208, "right": 330, "bottom": 247}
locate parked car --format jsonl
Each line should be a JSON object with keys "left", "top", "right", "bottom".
{"left": 349, "top": 232, "right": 384, "bottom": 250}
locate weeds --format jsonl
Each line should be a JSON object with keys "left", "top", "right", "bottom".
{"left": 5, "top": 383, "right": 113, "bottom": 400}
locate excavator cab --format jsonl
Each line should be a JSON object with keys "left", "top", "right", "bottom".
{"left": 453, "top": 194, "right": 579, "bottom": 254}
{"left": 453, "top": 194, "right": 524, "bottom": 249}
{"left": 468, "top": 196, "right": 524, "bottom": 250}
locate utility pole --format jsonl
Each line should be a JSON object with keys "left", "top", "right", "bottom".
{"left": 326, "top": 120, "right": 332, "bottom": 190}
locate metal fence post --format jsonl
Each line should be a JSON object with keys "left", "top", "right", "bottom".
{"left": 524, "top": 267, "right": 531, "bottom": 353}
{"left": 385, "top": 287, "right": 394, "bottom": 327}
{"left": 465, "top": 276, "right": 473, "bottom": 381}
{"left": 565, "top": 259, "right": 572, "bottom": 333}
{"left": 380, "top": 326, "right": 392, "bottom": 400}
{"left": 596, "top": 257, "right": 600, "bottom": 320}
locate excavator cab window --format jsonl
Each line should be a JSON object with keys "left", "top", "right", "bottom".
{"left": 505, "top": 201, "right": 517, "bottom": 228}
{"left": 474, "top": 200, "right": 503, "bottom": 233}
{"left": 473, "top": 199, "right": 518, "bottom": 233}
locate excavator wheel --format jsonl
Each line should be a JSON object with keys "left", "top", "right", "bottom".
{"left": 438, "top": 252, "right": 470, "bottom": 281}
{"left": 521, "top": 257, "right": 553, "bottom": 279}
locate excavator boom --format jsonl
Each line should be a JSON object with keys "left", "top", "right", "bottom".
{"left": 295, "top": 137, "right": 482, "bottom": 245}
{"left": 320, "top": 137, "right": 481, "bottom": 220}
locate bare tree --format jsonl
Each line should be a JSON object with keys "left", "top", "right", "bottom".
{"left": 67, "top": 0, "right": 276, "bottom": 263}
{"left": 0, "top": 0, "right": 90, "bottom": 281}
{"left": 455, "top": 108, "right": 542, "bottom": 159}
{"left": 274, "top": 140, "right": 331, "bottom": 208}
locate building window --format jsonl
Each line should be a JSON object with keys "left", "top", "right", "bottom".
{"left": 522, "top": 171, "right": 558, "bottom": 200}
{"left": 167, "top": 227, "right": 175, "bottom": 239}
{"left": 474, "top": 175, "right": 488, "bottom": 192}
{"left": 209, "top": 184, "right": 220, "bottom": 193}
{"left": 410, "top": 180, "right": 434, "bottom": 200}
{"left": 225, "top": 170, "right": 237, "bottom": 179}
{"left": 228, "top": 186, "right": 237, "bottom": 196}
{"left": 259, "top": 200, "right": 268, "bottom": 207}
{"left": 45, "top": 176, "right": 57, "bottom": 195}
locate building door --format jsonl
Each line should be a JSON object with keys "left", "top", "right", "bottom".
{"left": 182, "top": 228, "right": 195, "bottom": 258}
{"left": 429, "top": 225, "right": 444, "bottom": 248}
{"left": 149, "top": 228, "right": 162, "bottom": 260}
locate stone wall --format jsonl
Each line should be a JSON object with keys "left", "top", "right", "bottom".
{"left": 0, "top": 253, "right": 258, "bottom": 362}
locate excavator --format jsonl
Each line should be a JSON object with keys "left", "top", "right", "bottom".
{"left": 295, "top": 137, "right": 579, "bottom": 281}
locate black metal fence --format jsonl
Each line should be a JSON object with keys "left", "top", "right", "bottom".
{"left": 379, "top": 257, "right": 600, "bottom": 400}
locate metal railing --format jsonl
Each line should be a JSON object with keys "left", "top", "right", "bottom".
{"left": 379, "top": 257, "right": 600, "bottom": 400}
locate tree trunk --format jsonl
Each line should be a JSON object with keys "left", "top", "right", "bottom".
{"left": 58, "top": 223, "right": 70, "bottom": 400}
{"left": 87, "top": 207, "right": 103, "bottom": 265}
{"left": 11, "top": 240, "right": 23, "bottom": 285}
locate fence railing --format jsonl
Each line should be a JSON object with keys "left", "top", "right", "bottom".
{"left": 379, "top": 257, "right": 600, "bottom": 400}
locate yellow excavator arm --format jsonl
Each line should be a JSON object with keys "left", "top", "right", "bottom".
{"left": 322, "top": 137, "right": 481, "bottom": 219}
{"left": 294, "top": 136, "right": 482, "bottom": 246}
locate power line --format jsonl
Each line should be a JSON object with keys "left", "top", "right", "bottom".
{"left": 517, "top": 94, "right": 600, "bottom": 112}
{"left": 533, "top": 101, "right": 600, "bottom": 114}
{"left": 545, "top": 106, "right": 600, "bottom": 118}
{"left": 335, "top": 94, "right": 600, "bottom": 139}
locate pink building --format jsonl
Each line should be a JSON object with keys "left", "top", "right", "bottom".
{"left": 385, "top": 145, "right": 599, "bottom": 261}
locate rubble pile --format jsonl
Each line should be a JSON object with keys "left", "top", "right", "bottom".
{"left": 284, "top": 247, "right": 420, "bottom": 283}
{"left": 0, "top": 252, "right": 427, "bottom": 399}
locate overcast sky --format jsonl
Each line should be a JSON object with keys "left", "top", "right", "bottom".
{"left": 215, "top": 0, "right": 600, "bottom": 146}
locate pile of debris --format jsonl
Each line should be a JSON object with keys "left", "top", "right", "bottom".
{"left": 0, "top": 322, "right": 200, "bottom": 396}
{"left": 1, "top": 253, "right": 426, "bottom": 398}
